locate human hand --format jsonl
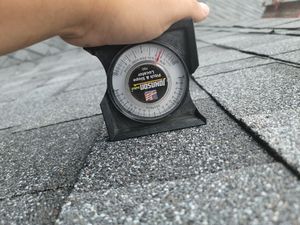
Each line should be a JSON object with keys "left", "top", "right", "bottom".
{"left": 60, "top": 0, "right": 209, "bottom": 47}
{"left": 0, "top": 0, "right": 208, "bottom": 55}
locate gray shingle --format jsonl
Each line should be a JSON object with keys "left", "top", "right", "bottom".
{"left": 0, "top": 77, "right": 37, "bottom": 103}
{"left": 244, "top": 36, "right": 300, "bottom": 56}
{"left": 274, "top": 29, "right": 300, "bottom": 36}
{"left": 0, "top": 56, "right": 9, "bottom": 68}
{"left": 0, "top": 116, "right": 102, "bottom": 198}
{"left": 0, "top": 84, "right": 104, "bottom": 131}
{"left": 57, "top": 163, "right": 300, "bottom": 225}
{"left": 237, "top": 28, "right": 274, "bottom": 34}
{"left": 275, "top": 49, "right": 300, "bottom": 64}
{"left": 28, "top": 42, "right": 60, "bottom": 55}
{"left": 197, "top": 24, "right": 300, "bottom": 57}
{"left": 195, "top": 30, "right": 235, "bottom": 41}
{"left": 189, "top": 80, "right": 210, "bottom": 100}
{"left": 197, "top": 46, "right": 251, "bottom": 68}
{"left": 194, "top": 56, "right": 273, "bottom": 78}
{"left": 0, "top": 49, "right": 105, "bottom": 132}
{"left": 72, "top": 98, "right": 273, "bottom": 193}
{"left": 0, "top": 61, "right": 36, "bottom": 82}
{"left": 12, "top": 49, "right": 41, "bottom": 61}
{"left": 0, "top": 37, "right": 75, "bottom": 69}
{"left": 0, "top": 189, "right": 68, "bottom": 225}
{"left": 244, "top": 108, "right": 300, "bottom": 172}
{"left": 65, "top": 69, "right": 106, "bottom": 92}
{"left": 42, "top": 37, "right": 74, "bottom": 51}
{"left": 199, "top": 33, "right": 286, "bottom": 50}
{"left": 274, "top": 19, "right": 300, "bottom": 29}
{"left": 197, "top": 63, "right": 300, "bottom": 172}
{"left": 0, "top": 48, "right": 101, "bottom": 92}
{"left": 235, "top": 18, "right": 299, "bottom": 28}
{"left": 198, "top": 63, "right": 300, "bottom": 117}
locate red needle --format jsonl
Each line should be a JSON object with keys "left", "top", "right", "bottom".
{"left": 155, "top": 49, "right": 163, "bottom": 63}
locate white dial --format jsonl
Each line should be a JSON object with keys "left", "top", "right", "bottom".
{"left": 110, "top": 43, "right": 188, "bottom": 122}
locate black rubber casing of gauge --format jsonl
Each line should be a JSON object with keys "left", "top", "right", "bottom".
{"left": 107, "top": 42, "right": 190, "bottom": 123}
{"left": 84, "top": 19, "right": 206, "bottom": 141}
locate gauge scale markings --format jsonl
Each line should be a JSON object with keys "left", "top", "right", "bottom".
{"left": 110, "top": 43, "right": 189, "bottom": 122}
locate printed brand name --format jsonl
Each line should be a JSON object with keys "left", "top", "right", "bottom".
{"left": 140, "top": 78, "right": 166, "bottom": 91}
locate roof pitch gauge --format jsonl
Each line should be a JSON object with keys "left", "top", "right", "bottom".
{"left": 85, "top": 19, "right": 206, "bottom": 141}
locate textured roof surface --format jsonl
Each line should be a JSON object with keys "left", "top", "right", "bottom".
{"left": 1, "top": 2, "right": 300, "bottom": 225}
{"left": 0, "top": 37, "right": 74, "bottom": 69}
{"left": 195, "top": 18, "right": 300, "bottom": 175}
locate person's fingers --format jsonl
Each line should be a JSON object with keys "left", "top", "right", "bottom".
{"left": 62, "top": 0, "right": 210, "bottom": 47}
{"left": 165, "top": 0, "right": 209, "bottom": 26}
{"left": 160, "top": 0, "right": 209, "bottom": 33}
{"left": 191, "top": 2, "right": 210, "bottom": 22}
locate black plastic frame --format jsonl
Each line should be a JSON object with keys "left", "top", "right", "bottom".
{"left": 85, "top": 19, "right": 206, "bottom": 141}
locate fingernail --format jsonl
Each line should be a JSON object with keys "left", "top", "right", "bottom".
{"left": 199, "top": 2, "right": 210, "bottom": 17}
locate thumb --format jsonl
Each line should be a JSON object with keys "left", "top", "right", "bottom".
{"left": 192, "top": 2, "right": 210, "bottom": 22}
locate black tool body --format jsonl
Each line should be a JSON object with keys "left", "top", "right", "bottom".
{"left": 85, "top": 19, "right": 206, "bottom": 141}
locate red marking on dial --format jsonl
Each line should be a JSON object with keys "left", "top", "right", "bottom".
{"left": 155, "top": 49, "right": 163, "bottom": 63}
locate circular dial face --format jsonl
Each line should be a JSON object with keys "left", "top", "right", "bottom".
{"left": 110, "top": 43, "right": 188, "bottom": 122}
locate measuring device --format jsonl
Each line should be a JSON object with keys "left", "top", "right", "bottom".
{"left": 85, "top": 19, "right": 206, "bottom": 141}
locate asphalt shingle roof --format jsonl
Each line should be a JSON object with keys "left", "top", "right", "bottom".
{"left": 57, "top": 163, "right": 300, "bottom": 225}
{"left": 195, "top": 19, "right": 300, "bottom": 176}
{"left": 1, "top": 5, "right": 300, "bottom": 225}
